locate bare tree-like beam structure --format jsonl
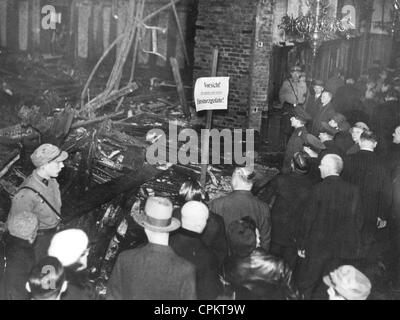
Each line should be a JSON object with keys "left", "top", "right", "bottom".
{"left": 80, "top": 0, "right": 188, "bottom": 117}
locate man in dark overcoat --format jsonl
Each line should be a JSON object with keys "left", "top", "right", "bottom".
{"left": 332, "top": 77, "right": 364, "bottom": 123}
{"left": 266, "top": 152, "right": 314, "bottom": 269}
{"left": 281, "top": 107, "right": 311, "bottom": 174}
{"left": 304, "top": 79, "right": 324, "bottom": 127}
{"left": 342, "top": 131, "right": 392, "bottom": 267}
{"left": 170, "top": 201, "right": 222, "bottom": 300}
{"left": 371, "top": 89, "right": 400, "bottom": 157}
{"left": 310, "top": 91, "right": 336, "bottom": 136}
{"left": 106, "top": 196, "right": 197, "bottom": 300}
{"left": 296, "top": 154, "right": 363, "bottom": 299}
{"left": 209, "top": 167, "right": 271, "bottom": 253}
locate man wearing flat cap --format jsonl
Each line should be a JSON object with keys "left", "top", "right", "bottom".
{"left": 106, "top": 196, "right": 197, "bottom": 300}
{"left": 279, "top": 66, "right": 308, "bottom": 148}
{"left": 281, "top": 107, "right": 312, "bottom": 174}
{"left": 7, "top": 143, "right": 68, "bottom": 261}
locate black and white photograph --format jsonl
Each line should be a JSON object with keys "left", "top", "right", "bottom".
{"left": 0, "top": 0, "right": 399, "bottom": 305}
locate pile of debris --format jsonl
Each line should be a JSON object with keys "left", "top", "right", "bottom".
{"left": 0, "top": 0, "right": 279, "bottom": 299}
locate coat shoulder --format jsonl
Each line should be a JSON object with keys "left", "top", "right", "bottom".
{"left": 174, "top": 254, "right": 196, "bottom": 274}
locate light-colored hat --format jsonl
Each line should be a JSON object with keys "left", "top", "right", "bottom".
{"left": 48, "top": 229, "right": 89, "bottom": 267}
{"left": 31, "top": 144, "right": 68, "bottom": 168}
{"left": 7, "top": 211, "right": 38, "bottom": 241}
{"left": 323, "top": 265, "right": 371, "bottom": 300}
{"left": 133, "top": 196, "right": 180, "bottom": 233}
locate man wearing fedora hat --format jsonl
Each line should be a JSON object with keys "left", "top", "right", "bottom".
{"left": 106, "top": 196, "right": 196, "bottom": 300}
{"left": 282, "top": 107, "right": 311, "bottom": 174}
{"left": 7, "top": 143, "right": 68, "bottom": 261}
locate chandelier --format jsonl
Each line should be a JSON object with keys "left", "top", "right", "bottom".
{"left": 372, "top": 0, "right": 400, "bottom": 36}
{"left": 278, "top": 0, "right": 353, "bottom": 57}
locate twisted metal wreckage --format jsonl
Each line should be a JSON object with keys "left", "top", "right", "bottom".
{"left": 0, "top": 0, "right": 278, "bottom": 298}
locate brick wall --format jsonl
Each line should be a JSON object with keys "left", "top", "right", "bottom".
{"left": 248, "top": 1, "right": 274, "bottom": 130}
{"left": 193, "top": 0, "right": 274, "bottom": 130}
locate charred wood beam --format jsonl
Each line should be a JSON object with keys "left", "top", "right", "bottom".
{"left": 71, "top": 111, "right": 125, "bottom": 129}
{"left": 170, "top": 57, "right": 190, "bottom": 118}
{"left": 80, "top": 33, "right": 127, "bottom": 109}
{"left": 169, "top": 0, "right": 189, "bottom": 65}
{"left": 61, "top": 164, "right": 162, "bottom": 222}
{"left": 83, "top": 82, "right": 139, "bottom": 114}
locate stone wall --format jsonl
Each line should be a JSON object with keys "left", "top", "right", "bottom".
{"left": 193, "top": 0, "right": 274, "bottom": 130}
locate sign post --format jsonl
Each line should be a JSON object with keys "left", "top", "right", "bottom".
{"left": 197, "top": 48, "right": 226, "bottom": 188}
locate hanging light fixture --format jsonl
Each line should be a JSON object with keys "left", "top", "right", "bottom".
{"left": 390, "top": 0, "right": 400, "bottom": 35}
{"left": 372, "top": 0, "right": 400, "bottom": 36}
{"left": 279, "top": 0, "right": 353, "bottom": 56}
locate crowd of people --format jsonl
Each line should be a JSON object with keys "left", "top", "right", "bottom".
{"left": 274, "top": 63, "right": 400, "bottom": 299}
{"left": 1, "top": 62, "right": 400, "bottom": 300}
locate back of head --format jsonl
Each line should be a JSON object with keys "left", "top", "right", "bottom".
{"left": 27, "top": 256, "right": 66, "bottom": 300}
{"left": 227, "top": 217, "right": 257, "bottom": 258}
{"left": 292, "top": 152, "right": 310, "bottom": 174}
{"left": 225, "top": 250, "right": 299, "bottom": 300}
{"left": 179, "top": 179, "right": 204, "bottom": 203}
{"left": 232, "top": 166, "right": 256, "bottom": 190}
{"left": 321, "top": 154, "right": 344, "bottom": 176}
{"left": 48, "top": 229, "right": 89, "bottom": 271}
{"left": 181, "top": 201, "right": 209, "bottom": 234}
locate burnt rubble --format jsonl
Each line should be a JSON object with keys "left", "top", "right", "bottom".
{"left": 0, "top": 48, "right": 278, "bottom": 299}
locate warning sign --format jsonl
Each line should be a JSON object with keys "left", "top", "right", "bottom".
{"left": 194, "top": 77, "right": 229, "bottom": 112}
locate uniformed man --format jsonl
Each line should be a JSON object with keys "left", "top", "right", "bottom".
{"left": 279, "top": 66, "right": 308, "bottom": 148}
{"left": 7, "top": 143, "right": 68, "bottom": 261}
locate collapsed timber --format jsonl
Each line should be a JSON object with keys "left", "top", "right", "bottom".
{"left": 0, "top": 0, "right": 279, "bottom": 299}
